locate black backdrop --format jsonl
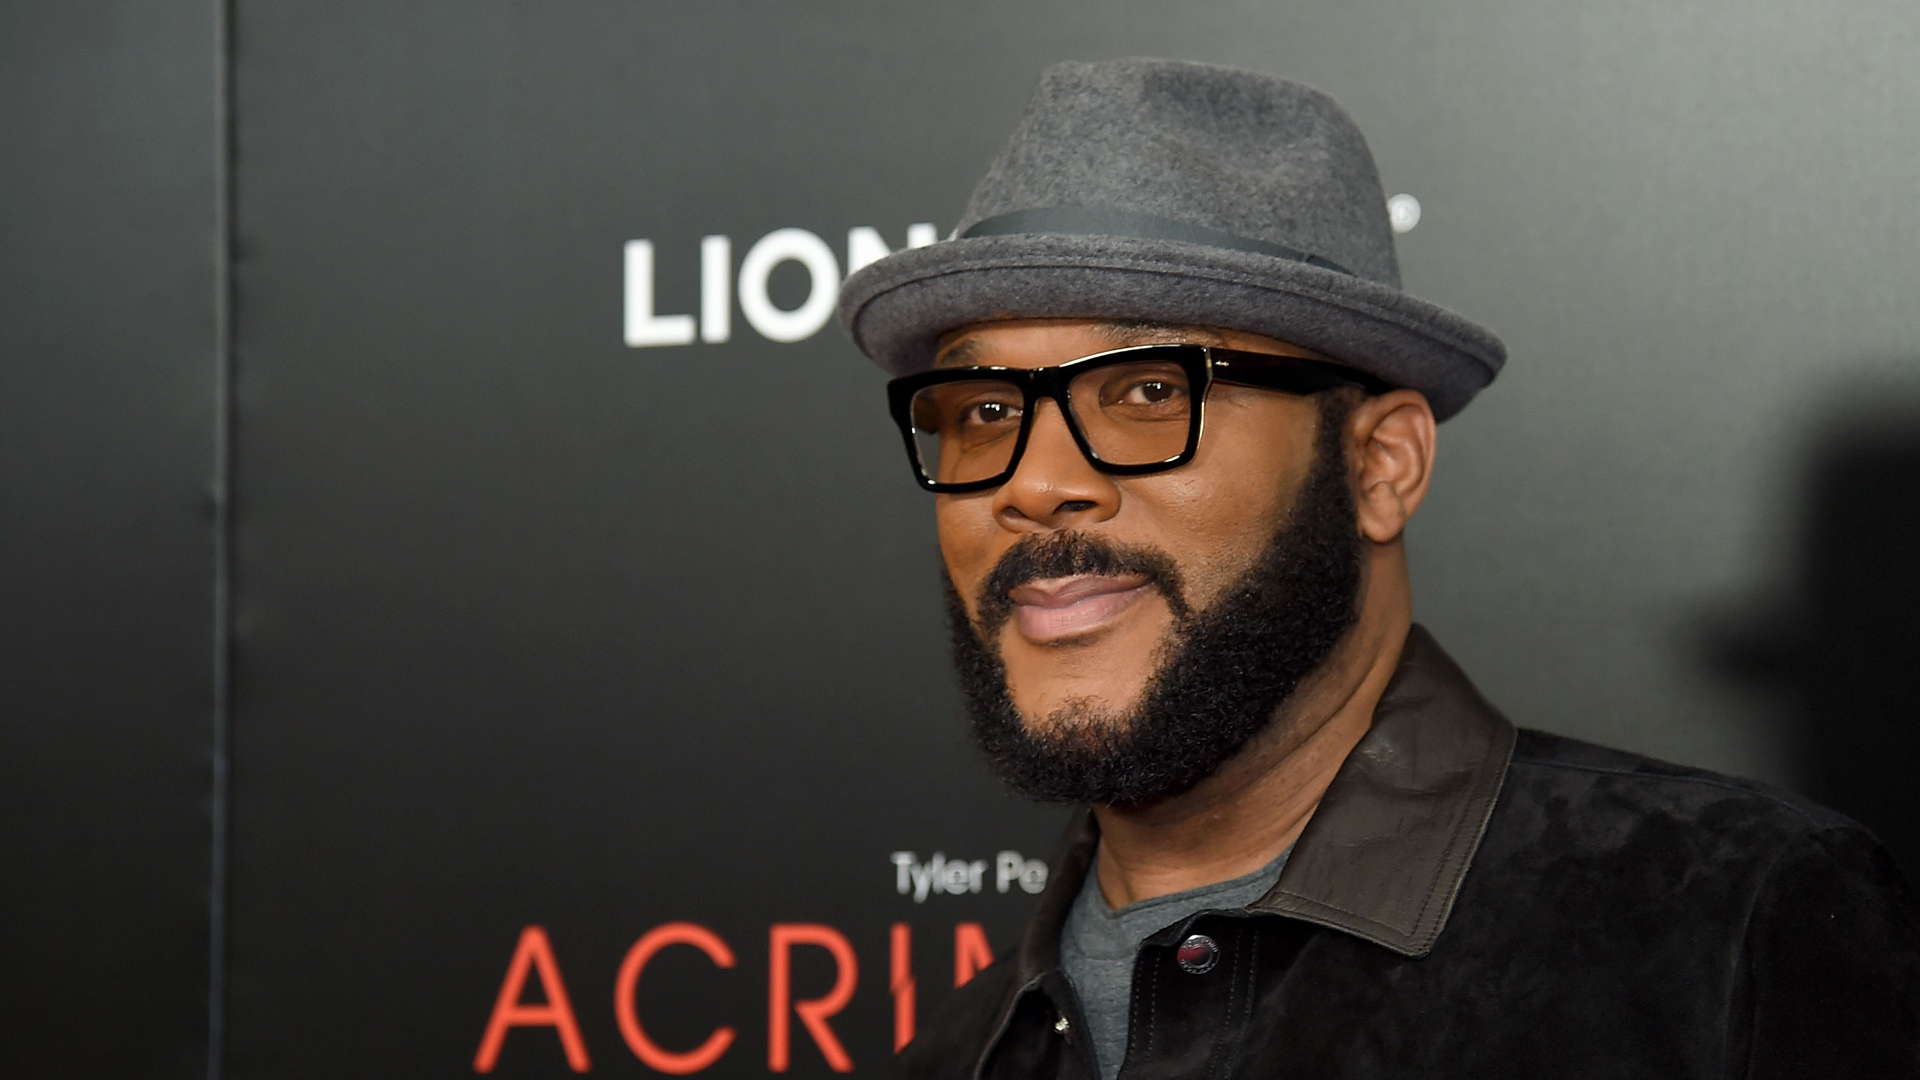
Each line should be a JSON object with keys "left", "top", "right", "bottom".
{"left": 6, "top": 3, "right": 1919, "bottom": 1078}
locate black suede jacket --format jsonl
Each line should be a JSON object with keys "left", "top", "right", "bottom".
{"left": 896, "top": 627, "right": 1920, "bottom": 1079}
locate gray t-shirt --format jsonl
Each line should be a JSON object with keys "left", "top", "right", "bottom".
{"left": 1058, "top": 848, "right": 1291, "bottom": 1080}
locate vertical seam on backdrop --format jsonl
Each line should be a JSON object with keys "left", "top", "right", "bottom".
{"left": 208, "top": 0, "right": 236, "bottom": 1077}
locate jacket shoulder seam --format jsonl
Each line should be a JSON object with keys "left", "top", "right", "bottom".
{"left": 1507, "top": 755, "right": 1821, "bottom": 824}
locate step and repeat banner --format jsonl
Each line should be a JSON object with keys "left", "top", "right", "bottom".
{"left": 9, "top": 1, "right": 1920, "bottom": 1078}
{"left": 224, "top": 7, "right": 1077, "bottom": 1076}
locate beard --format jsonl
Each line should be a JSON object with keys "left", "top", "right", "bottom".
{"left": 944, "top": 394, "right": 1365, "bottom": 810}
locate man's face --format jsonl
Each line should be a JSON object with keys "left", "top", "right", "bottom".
{"left": 935, "top": 319, "right": 1364, "bottom": 806}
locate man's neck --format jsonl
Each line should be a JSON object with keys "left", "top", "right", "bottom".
{"left": 1089, "top": 562, "right": 1411, "bottom": 909}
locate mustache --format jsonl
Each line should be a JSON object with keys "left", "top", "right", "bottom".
{"left": 973, "top": 531, "right": 1190, "bottom": 637}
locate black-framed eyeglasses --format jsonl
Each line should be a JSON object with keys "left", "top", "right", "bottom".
{"left": 886, "top": 344, "right": 1389, "bottom": 493}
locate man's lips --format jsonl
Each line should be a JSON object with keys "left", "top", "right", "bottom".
{"left": 1005, "top": 574, "right": 1154, "bottom": 643}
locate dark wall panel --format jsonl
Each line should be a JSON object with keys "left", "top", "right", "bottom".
{"left": 0, "top": 3, "right": 218, "bottom": 1077}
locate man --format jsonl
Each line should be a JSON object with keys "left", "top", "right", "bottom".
{"left": 837, "top": 59, "right": 1920, "bottom": 1077}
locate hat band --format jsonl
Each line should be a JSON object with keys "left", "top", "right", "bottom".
{"left": 960, "top": 206, "right": 1354, "bottom": 276}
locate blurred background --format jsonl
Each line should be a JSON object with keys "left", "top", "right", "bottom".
{"left": 3, "top": 2, "right": 1916, "bottom": 1077}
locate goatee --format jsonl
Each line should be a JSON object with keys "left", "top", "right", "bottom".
{"left": 944, "top": 394, "right": 1365, "bottom": 809}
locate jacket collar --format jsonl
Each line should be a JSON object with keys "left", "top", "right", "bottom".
{"left": 1010, "top": 623, "right": 1516, "bottom": 993}
{"left": 1246, "top": 624, "right": 1516, "bottom": 956}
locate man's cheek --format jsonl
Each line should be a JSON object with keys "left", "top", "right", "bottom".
{"left": 940, "top": 540, "right": 1010, "bottom": 619}
{"left": 940, "top": 571, "right": 995, "bottom": 628}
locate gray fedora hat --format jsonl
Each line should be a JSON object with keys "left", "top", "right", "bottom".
{"left": 835, "top": 58, "right": 1505, "bottom": 420}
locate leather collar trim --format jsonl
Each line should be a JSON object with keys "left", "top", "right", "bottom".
{"left": 1247, "top": 624, "right": 1515, "bottom": 957}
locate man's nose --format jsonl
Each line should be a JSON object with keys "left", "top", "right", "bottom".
{"left": 991, "top": 398, "right": 1121, "bottom": 532}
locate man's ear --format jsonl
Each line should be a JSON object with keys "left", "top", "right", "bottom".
{"left": 1347, "top": 389, "right": 1436, "bottom": 544}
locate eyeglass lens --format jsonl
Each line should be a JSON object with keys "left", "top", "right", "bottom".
{"left": 907, "top": 358, "right": 1196, "bottom": 486}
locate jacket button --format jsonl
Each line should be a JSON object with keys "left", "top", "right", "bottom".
{"left": 1176, "top": 933, "right": 1219, "bottom": 974}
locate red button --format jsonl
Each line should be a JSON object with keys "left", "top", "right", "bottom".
{"left": 1177, "top": 934, "right": 1218, "bottom": 974}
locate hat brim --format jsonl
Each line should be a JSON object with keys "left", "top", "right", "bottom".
{"left": 836, "top": 233, "right": 1505, "bottom": 421}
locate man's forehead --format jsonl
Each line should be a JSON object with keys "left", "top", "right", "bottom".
{"left": 933, "top": 320, "right": 1230, "bottom": 368}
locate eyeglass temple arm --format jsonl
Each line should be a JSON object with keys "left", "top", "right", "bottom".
{"left": 1208, "top": 350, "right": 1392, "bottom": 395}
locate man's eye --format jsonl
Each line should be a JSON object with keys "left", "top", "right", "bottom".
{"left": 1123, "top": 380, "right": 1182, "bottom": 404}
{"left": 964, "top": 401, "right": 1018, "bottom": 426}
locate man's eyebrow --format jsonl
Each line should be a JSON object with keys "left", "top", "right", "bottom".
{"left": 933, "top": 321, "right": 1227, "bottom": 369}
{"left": 933, "top": 338, "right": 986, "bottom": 368}
{"left": 1092, "top": 321, "right": 1227, "bottom": 347}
